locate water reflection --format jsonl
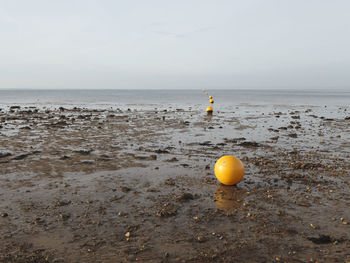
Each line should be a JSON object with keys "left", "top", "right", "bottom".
{"left": 205, "top": 113, "right": 213, "bottom": 121}
{"left": 213, "top": 185, "right": 246, "bottom": 213}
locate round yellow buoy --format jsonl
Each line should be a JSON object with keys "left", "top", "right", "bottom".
{"left": 209, "top": 96, "right": 213, "bottom": 99}
{"left": 214, "top": 156, "right": 244, "bottom": 185}
{"left": 206, "top": 106, "right": 213, "bottom": 112}
{"left": 210, "top": 99, "right": 214, "bottom": 104}
{"left": 202, "top": 89, "right": 205, "bottom": 92}
{"left": 205, "top": 92, "right": 208, "bottom": 95}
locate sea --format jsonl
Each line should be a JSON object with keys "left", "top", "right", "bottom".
{"left": 0, "top": 89, "right": 349, "bottom": 110}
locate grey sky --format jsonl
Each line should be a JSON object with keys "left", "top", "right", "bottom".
{"left": 1, "top": 0, "right": 350, "bottom": 89}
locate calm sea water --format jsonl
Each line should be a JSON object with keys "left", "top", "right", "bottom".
{"left": 0, "top": 89, "right": 349, "bottom": 111}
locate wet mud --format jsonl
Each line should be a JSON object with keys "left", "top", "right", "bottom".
{"left": 0, "top": 105, "right": 349, "bottom": 262}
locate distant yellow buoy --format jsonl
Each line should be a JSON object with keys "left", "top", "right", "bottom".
{"left": 205, "top": 92, "right": 208, "bottom": 95}
{"left": 209, "top": 96, "right": 213, "bottom": 99}
{"left": 210, "top": 99, "right": 214, "bottom": 104}
{"left": 214, "top": 156, "right": 245, "bottom": 185}
{"left": 206, "top": 106, "right": 213, "bottom": 112}
{"left": 202, "top": 89, "right": 206, "bottom": 92}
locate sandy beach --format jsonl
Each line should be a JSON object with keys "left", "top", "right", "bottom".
{"left": 0, "top": 104, "right": 349, "bottom": 262}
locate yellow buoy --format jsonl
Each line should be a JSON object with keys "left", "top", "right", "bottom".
{"left": 209, "top": 96, "right": 213, "bottom": 99}
{"left": 202, "top": 89, "right": 206, "bottom": 92}
{"left": 210, "top": 99, "right": 214, "bottom": 104}
{"left": 214, "top": 156, "right": 244, "bottom": 185}
{"left": 205, "top": 92, "right": 208, "bottom": 95}
{"left": 206, "top": 106, "right": 213, "bottom": 112}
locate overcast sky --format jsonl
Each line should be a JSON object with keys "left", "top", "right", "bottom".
{"left": 1, "top": 0, "right": 350, "bottom": 89}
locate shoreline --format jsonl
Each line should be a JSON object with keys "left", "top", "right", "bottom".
{"left": 0, "top": 105, "right": 349, "bottom": 262}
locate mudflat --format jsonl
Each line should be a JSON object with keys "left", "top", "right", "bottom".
{"left": 0, "top": 105, "right": 349, "bottom": 262}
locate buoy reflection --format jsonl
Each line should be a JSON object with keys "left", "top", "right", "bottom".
{"left": 213, "top": 185, "right": 246, "bottom": 213}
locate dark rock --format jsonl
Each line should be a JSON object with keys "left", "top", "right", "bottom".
{"left": 199, "top": 141, "right": 212, "bottom": 146}
{"left": 74, "top": 150, "right": 92, "bottom": 155}
{"left": 13, "top": 154, "right": 30, "bottom": 160}
{"left": 51, "top": 121, "right": 68, "bottom": 127}
{"left": 155, "top": 149, "right": 170, "bottom": 154}
{"left": 56, "top": 200, "right": 71, "bottom": 206}
{"left": 134, "top": 155, "right": 157, "bottom": 160}
{"left": 224, "top": 137, "right": 246, "bottom": 143}
{"left": 176, "top": 193, "right": 194, "bottom": 202}
{"left": 0, "top": 212, "right": 8, "bottom": 217}
{"left": 20, "top": 126, "right": 31, "bottom": 130}
{"left": 0, "top": 153, "right": 12, "bottom": 159}
{"left": 165, "top": 157, "right": 179, "bottom": 162}
{"left": 164, "top": 178, "right": 176, "bottom": 186}
{"left": 156, "top": 204, "right": 178, "bottom": 217}
{"left": 288, "top": 133, "right": 298, "bottom": 138}
{"left": 34, "top": 217, "right": 45, "bottom": 225}
{"left": 59, "top": 213, "right": 70, "bottom": 221}
{"left": 307, "top": 235, "right": 332, "bottom": 244}
{"left": 239, "top": 141, "right": 261, "bottom": 147}
{"left": 10, "top": 106, "right": 21, "bottom": 109}
{"left": 120, "top": 186, "right": 131, "bottom": 193}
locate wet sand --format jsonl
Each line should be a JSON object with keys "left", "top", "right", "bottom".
{"left": 0, "top": 105, "right": 349, "bottom": 262}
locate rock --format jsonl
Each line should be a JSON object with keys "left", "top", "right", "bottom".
{"left": 165, "top": 157, "right": 179, "bottom": 162}
{"left": 13, "top": 154, "right": 30, "bottom": 160}
{"left": 239, "top": 141, "right": 261, "bottom": 147}
{"left": 288, "top": 133, "right": 298, "bottom": 138}
{"left": 34, "top": 217, "right": 45, "bottom": 225}
{"left": 0, "top": 212, "right": 8, "bottom": 217}
{"left": 176, "top": 193, "right": 194, "bottom": 202}
{"left": 199, "top": 141, "right": 212, "bottom": 146}
{"left": 164, "top": 178, "right": 176, "bottom": 186}
{"left": 59, "top": 213, "right": 70, "bottom": 221}
{"left": 56, "top": 200, "right": 71, "bottom": 206}
{"left": 20, "top": 126, "right": 31, "bottom": 130}
{"left": 74, "top": 150, "right": 92, "bottom": 155}
{"left": 0, "top": 153, "right": 12, "bottom": 158}
{"left": 10, "top": 106, "right": 21, "bottom": 109}
{"left": 307, "top": 235, "right": 332, "bottom": 244}
{"left": 156, "top": 204, "right": 178, "bottom": 217}
{"left": 155, "top": 149, "right": 170, "bottom": 154}
{"left": 109, "top": 195, "right": 119, "bottom": 201}
{"left": 120, "top": 186, "right": 131, "bottom": 193}
{"left": 134, "top": 155, "right": 157, "bottom": 160}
